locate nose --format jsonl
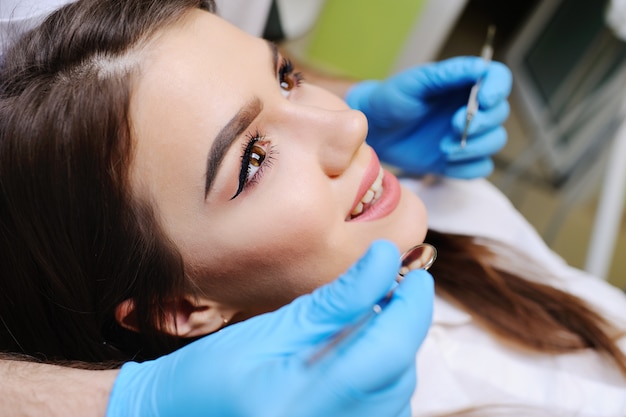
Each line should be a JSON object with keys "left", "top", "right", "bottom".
{"left": 288, "top": 105, "right": 369, "bottom": 177}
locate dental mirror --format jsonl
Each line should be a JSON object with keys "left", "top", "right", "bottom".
{"left": 398, "top": 243, "right": 437, "bottom": 279}
{"left": 306, "top": 242, "right": 437, "bottom": 366}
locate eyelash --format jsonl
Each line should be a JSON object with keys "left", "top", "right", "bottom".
{"left": 231, "top": 130, "right": 276, "bottom": 200}
{"left": 229, "top": 57, "right": 298, "bottom": 200}
{"left": 278, "top": 58, "right": 304, "bottom": 95}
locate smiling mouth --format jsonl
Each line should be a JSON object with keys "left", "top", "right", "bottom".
{"left": 348, "top": 166, "right": 384, "bottom": 220}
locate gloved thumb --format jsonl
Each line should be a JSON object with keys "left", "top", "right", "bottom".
{"left": 304, "top": 240, "right": 401, "bottom": 329}
{"left": 391, "top": 56, "right": 488, "bottom": 98}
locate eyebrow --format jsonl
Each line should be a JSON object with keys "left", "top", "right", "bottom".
{"left": 204, "top": 98, "right": 262, "bottom": 198}
{"left": 203, "top": 42, "right": 278, "bottom": 198}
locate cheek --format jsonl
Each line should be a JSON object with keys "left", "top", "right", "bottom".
{"left": 192, "top": 230, "right": 344, "bottom": 314}
{"left": 184, "top": 184, "right": 347, "bottom": 311}
{"left": 388, "top": 186, "right": 428, "bottom": 252}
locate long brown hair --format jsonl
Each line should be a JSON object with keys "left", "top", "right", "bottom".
{"left": 0, "top": 0, "right": 216, "bottom": 363}
{"left": 427, "top": 229, "right": 626, "bottom": 376}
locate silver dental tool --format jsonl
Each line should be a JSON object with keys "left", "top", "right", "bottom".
{"left": 460, "top": 25, "right": 496, "bottom": 148}
{"left": 306, "top": 243, "right": 437, "bottom": 366}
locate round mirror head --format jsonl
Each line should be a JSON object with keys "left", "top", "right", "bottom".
{"left": 398, "top": 243, "right": 437, "bottom": 278}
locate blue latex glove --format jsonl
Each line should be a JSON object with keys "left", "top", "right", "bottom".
{"left": 106, "top": 240, "right": 434, "bottom": 417}
{"left": 345, "top": 56, "right": 513, "bottom": 179}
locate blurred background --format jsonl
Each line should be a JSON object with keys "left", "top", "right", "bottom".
{"left": 440, "top": 0, "right": 626, "bottom": 290}
{"left": 283, "top": 0, "right": 626, "bottom": 290}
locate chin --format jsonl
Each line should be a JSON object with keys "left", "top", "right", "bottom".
{"left": 393, "top": 185, "right": 428, "bottom": 252}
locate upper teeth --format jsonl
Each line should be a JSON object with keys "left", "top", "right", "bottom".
{"left": 351, "top": 167, "right": 384, "bottom": 218}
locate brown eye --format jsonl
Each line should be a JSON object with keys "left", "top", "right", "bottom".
{"left": 250, "top": 145, "right": 266, "bottom": 167}
{"left": 280, "top": 77, "right": 295, "bottom": 91}
{"left": 232, "top": 135, "right": 273, "bottom": 200}
{"left": 278, "top": 58, "right": 303, "bottom": 97}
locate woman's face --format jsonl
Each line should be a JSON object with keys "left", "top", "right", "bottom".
{"left": 130, "top": 9, "right": 427, "bottom": 317}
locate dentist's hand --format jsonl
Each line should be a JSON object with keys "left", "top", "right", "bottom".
{"left": 106, "top": 240, "right": 434, "bottom": 417}
{"left": 346, "top": 56, "right": 512, "bottom": 179}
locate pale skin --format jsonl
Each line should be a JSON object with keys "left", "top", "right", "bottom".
{"left": 122, "top": 9, "right": 428, "bottom": 336}
{"left": 0, "top": 9, "right": 428, "bottom": 416}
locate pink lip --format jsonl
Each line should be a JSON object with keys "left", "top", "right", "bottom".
{"left": 347, "top": 149, "right": 401, "bottom": 222}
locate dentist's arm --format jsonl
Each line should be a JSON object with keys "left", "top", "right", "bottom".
{"left": 0, "top": 356, "right": 117, "bottom": 417}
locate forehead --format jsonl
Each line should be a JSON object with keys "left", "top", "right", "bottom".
{"left": 126, "top": 9, "right": 270, "bottom": 224}
{"left": 129, "top": 11, "right": 252, "bottom": 166}
{"left": 130, "top": 9, "right": 270, "bottom": 128}
{"left": 128, "top": 9, "right": 273, "bottom": 150}
{"left": 140, "top": 9, "right": 253, "bottom": 89}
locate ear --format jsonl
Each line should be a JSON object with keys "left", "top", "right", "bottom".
{"left": 115, "top": 295, "right": 237, "bottom": 337}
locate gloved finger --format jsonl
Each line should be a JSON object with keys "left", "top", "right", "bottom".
{"left": 442, "top": 126, "right": 507, "bottom": 162}
{"left": 444, "top": 157, "right": 495, "bottom": 179}
{"left": 304, "top": 362, "right": 416, "bottom": 417}
{"left": 397, "top": 404, "right": 412, "bottom": 417}
{"left": 451, "top": 100, "right": 510, "bottom": 136}
{"left": 477, "top": 61, "right": 513, "bottom": 108}
{"left": 335, "top": 268, "right": 433, "bottom": 392}
{"left": 400, "top": 56, "right": 488, "bottom": 97}
{"left": 319, "top": 345, "right": 417, "bottom": 416}
{"left": 361, "top": 366, "right": 418, "bottom": 415}
{"left": 372, "top": 268, "right": 434, "bottom": 354}
{"left": 301, "top": 239, "right": 402, "bottom": 329}
{"left": 389, "top": 367, "right": 417, "bottom": 417}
